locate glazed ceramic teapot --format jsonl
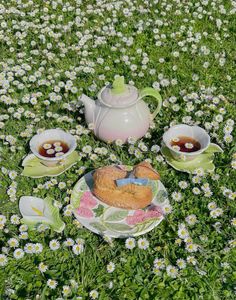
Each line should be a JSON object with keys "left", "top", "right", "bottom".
{"left": 79, "top": 76, "right": 162, "bottom": 142}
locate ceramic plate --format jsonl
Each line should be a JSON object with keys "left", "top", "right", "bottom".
{"left": 161, "top": 143, "right": 222, "bottom": 174}
{"left": 71, "top": 166, "right": 170, "bottom": 238}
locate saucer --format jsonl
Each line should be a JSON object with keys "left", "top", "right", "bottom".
{"left": 22, "top": 151, "right": 80, "bottom": 178}
{"left": 161, "top": 143, "right": 223, "bottom": 174}
{"left": 71, "top": 166, "right": 170, "bottom": 238}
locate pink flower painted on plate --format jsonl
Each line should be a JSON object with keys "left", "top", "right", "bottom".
{"left": 125, "top": 206, "right": 163, "bottom": 225}
{"left": 76, "top": 207, "right": 94, "bottom": 218}
{"left": 80, "top": 191, "right": 97, "bottom": 209}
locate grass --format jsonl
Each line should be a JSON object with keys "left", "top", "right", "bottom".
{"left": 0, "top": 0, "right": 235, "bottom": 299}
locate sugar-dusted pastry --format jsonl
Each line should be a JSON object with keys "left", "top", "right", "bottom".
{"left": 92, "top": 162, "right": 160, "bottom": 210}
{"left": 93, "top": 183, "right": 152, "bottom": 210}
{"left": 133, "top": 161, "right": 160, "bottom": 180}
{"left": 93, "top": 166, "right": 127, "bottom": 190}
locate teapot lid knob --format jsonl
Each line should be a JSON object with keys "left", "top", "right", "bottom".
{"left": 111, "top": 76, "right": 127, "bottom": 94}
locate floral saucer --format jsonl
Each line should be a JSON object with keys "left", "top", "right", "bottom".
{"left": 71, "top": 166, "right": 171, "bottom": 238}
{"left": 161, "top": 143, "right": 223, "bottom": 174}
{"left": 22, "top": 151, "right": 79, "bottom": 178}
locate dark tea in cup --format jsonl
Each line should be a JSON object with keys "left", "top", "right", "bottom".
{"left": 170, "top": 136, "right": 201, "bottom": 153}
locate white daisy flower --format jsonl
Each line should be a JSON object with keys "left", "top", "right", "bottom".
{"left": 8, "top": 238, "right": 19, "bottom": 248}
{"left": 185, "top": 214, "right": 197, "bottom": 225}
{"left": 162, "top": 204, "right": 172, "bottom": 214}
{"left": 207, "top": 202, "right": 217, "bottom": 210}
{"left": 19, "top": 224, "right": 28, "bottom": 232}
{"left": 185, "top": 243, "right": 198, "bottom": 253}
{"left": 62, "top": 285, "right": 71, "bottom": 296}
{"left": 43, "top": 143, "right": 52, "bottom": 150}
{"left": 35, "top": 243, "right": 43, "bottom": 253}
{"left": 13, "top": 248, "right": 24, "bottom": 259}
{"left": 19, "top": 232, "right": 28, "bottom": 240}
{"left": 39, "top": 262, "right": 48, "bottom": 272}
{"left": 72, "top": 243, "right": 84, "bottom": 255}
{"left": 89, "top": 290, "right": 98, "bottom": 299}
{"left": 166, "top": 265, "right": 178, "bottom": 278}
{"left": 47, "top": 279, "right": 58, "bottom": 289}
{"left": 10, "top": 215, "right": 20, "bottom": 224}
{"left": 176, "top": 259, "right": 186, "bottom": 269}
{"left": 137, "top": 238, "right": 149, "bottom": 250}
{"left": 187, "top": 256, "right": 197, "bottom": 265}
{"left": 64, "top": 238, "right": 74, "bottom": 247}
{"left": 24, "top": 243, "right": 35, "bottom": 254}
{"left": 177, "top": 227, "right": 189, "bottom": 239}
{"left": 179, "top": 181, "right": 188, "bottom": 189}
{"left": 0, "top": 215, "right": 6, "bottom": 224}
{"left": 0, "top": 254, "right": 8, "bottom": 266}
{"left": 107, "top": 262, "right": 115, "bottom": 273}
{"left": 210, "top": 208, "right": 223, "bottom": 218}
{"left": 153, "top": 258, "right": 165, "bottom": 270}
{"left": 125, "top": 238, "right": 136, "bottom": 249}
{"left": 153, "top": 267, "right": 162, "bottom": 275}
{"left": 49, "top": 240, "right": 60, "bottom": 250}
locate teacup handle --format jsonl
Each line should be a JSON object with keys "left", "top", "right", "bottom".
{"left": 139, "top": 87, "right": 162, "bottom": 119}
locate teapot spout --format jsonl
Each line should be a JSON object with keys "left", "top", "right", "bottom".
{"left": 79, "top": 94, "right": 96, "bottom": 124}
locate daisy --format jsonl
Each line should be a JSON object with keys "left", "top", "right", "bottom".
{"left": 208, "top": 202, "right": 217, "bottom": 210}
{"left": 176, "top": 259, "right": 186, "bottom": 269}
{"left": 62, "top": 285, "right": 71, "bottom": 296}
{"left": 193, "top": 168, "right": 204, "bottom": 176}
{"left": 125, "top": 238, "right": 136, "bottom": 249}
{"left": 192, "top": 187, "right": 201, "bottom": 195}
{"left": 39, "top": 262, "right": 48, "bottom": 272}
{"left": 177, "top": 226, "right": 189, "bottom": 239}
{"left": 47, "top": 279, "right": 58, "bottom": 289}
{"left": 24, "top": 243, "right": 35, "bottom": 254}
{"left": 0, "top": 254, "right": 8, "bottom": 266}
{"left": 137, "top": 238, "right": 149, "bottom": 250}
{"left": 166, "top": 265, "right": 178, "bottom": 278}
{"left": 162, "top": 204, "right": 172, "bottom": 214}
{"left": 231, "top": 218, "right": 236, "bottom": 226}
{"left": 153, "top": 258, "right": 165, "bottom": 270}
{"left": 185, "top": 243, "right": 198, "bottom": 253}
{"left": 185, "top": 214, "right": 197, "bottom": 225}
{"left": 72, "top": 243, "right": 84, "bottom": 255}
{"left": 58, "top": 182, "right": 66, "bottom": 189}
{"left": 49, "top": 240, "right": 60, "bottom": 250}
{"left": 19, "top": 224, "right": 28, "bottom": 232}
{"left": 0, "top": 215, "right": 6, "bottom": 224}
{"left": 187, "top": 256, "right": 197, "bottom": 265}
{"left": 171, "top": 192, "right": 182, "bottom": 202}
{"left": 34, "top": 243, "right": 43, "bottom": 253}
{"left": 179, "top": 181, "right": 188, "bottom": 189}
{"left": 64, "top": 238, "right": 74, "bottom": 247}
{"left": 153, "top": 267, "right": 162, "bottom": 275}
{"left": 210, "top": 208, "right": 223, "bottom": 218}
{"left": 8, "top": 238, "right": 19, "bottom": 248}
{"left": 89, "top": 290, "right": 98, "bottom": 299}
{"left": 107, "top": 262, "right": 115, "bottom": 273}
{"left": 10, "top": 215, "right": 20, "bottom": 224}
{"left": 13, "top": 248, "right": 24, "bottom": 259}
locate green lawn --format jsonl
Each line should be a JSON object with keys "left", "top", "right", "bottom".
{"left": 0, "top": 0, "right": 235, "bottom": 299}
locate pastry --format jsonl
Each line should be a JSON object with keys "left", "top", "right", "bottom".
{"left": 92, "top": 162, "right": 160, "bottom": 210}
{"left": 93, "top": 183, "right": 152, "bottom": 210}
{"left": 133, "top": 161, "right": 160, "bottom": 180}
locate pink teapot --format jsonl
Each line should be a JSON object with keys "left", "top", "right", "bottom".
{"left": 79, "top": 76, "right": 162, "bottom": 143}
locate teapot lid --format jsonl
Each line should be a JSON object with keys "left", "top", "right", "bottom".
{"left": 98, "top": 76, "right": 139, "bottom": 108}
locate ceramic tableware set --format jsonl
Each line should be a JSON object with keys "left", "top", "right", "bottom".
{"left": 20, "top": 76, "right": 222, "bottom": 237}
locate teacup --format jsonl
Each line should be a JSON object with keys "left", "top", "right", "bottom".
{"left": 30, "top": 129, "right": 77, "bottom": 167}
{"left": 162, "top": 124, "right": 210, "bottom": 161}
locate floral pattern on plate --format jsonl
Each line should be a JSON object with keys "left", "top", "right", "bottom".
{"left": 71, "top": 166, "right": 171, "bottom": 238}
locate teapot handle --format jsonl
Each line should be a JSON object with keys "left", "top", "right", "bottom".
{"left": 139, "top": 87, "right": 162, "bottom": 119}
